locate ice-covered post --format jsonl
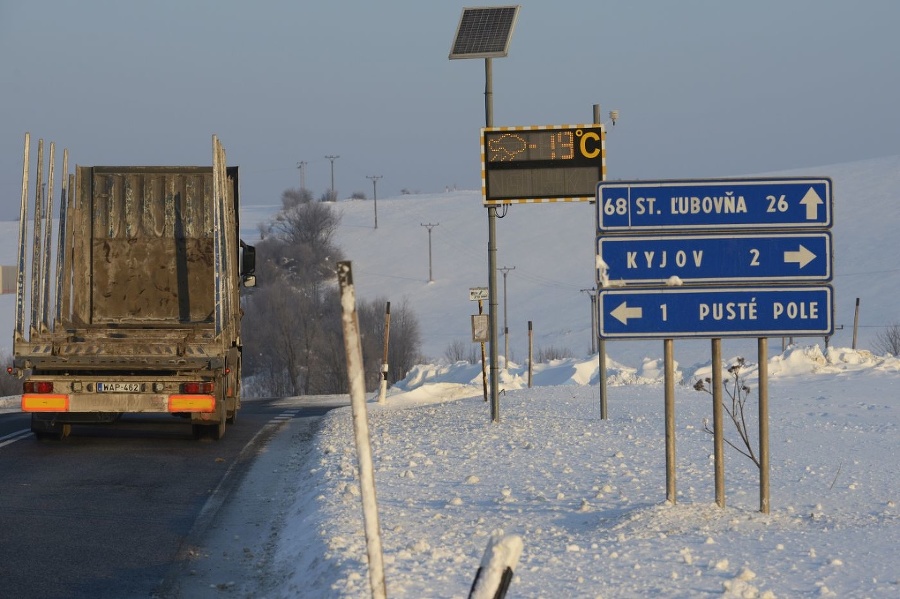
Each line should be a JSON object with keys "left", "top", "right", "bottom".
{"left": 468, "top": 532, "right": 523, "bottom": 599}
{"left": 337, "top": 261, "right": 387, "bottom": 599}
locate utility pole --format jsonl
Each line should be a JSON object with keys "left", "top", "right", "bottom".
{"left": 498, "top": 266, "right": 515, "bottom": 365}
{"left": 325, "top": 155, "right": 340, "bottom": 199}
{"left": 367, "top": 175, "right": 383, "bottom": 229}
{"left": 580, "top": 287, "right": 598, "bottom": 355}
{"left": 296, "top": 161, "right": 307, "bottom": 190}
{"left": 420, "top": 223, "right": 439, "bottom": 282}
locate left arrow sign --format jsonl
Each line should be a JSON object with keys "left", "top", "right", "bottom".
{"left": 611, "top": 302, "right": 643, "bottom": 325}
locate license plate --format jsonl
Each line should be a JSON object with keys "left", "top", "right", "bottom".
{"left": 97, "top": 382, "right": 142, "bottom": 393}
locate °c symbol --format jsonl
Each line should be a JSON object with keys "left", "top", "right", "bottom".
{"left": 579, "top": 130, "right": 601, "bottom": 159}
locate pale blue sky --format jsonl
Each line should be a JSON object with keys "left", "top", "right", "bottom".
{"left": 2, "top": 1, "right": 898, "bottom": 218}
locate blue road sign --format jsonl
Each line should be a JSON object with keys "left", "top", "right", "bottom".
{"left": 597, "top": 232, "right": 832, "bottom": 285}
{"left": 597, "top": 177, "right": 832, "bottom": 232}
{"left": 598, "top": 286, "right": 833, "bottom": 339}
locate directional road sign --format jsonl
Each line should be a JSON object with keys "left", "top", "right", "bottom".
{"left": 597, "top": 232, "right": 832, "bottom": 285}
{"left": 598, "top": 286, "right": 833, "bottom": 339}
{"left": 597, "top": 177, "right": 832, "bottom": 232}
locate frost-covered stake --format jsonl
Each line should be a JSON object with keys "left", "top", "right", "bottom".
{"left": 337, "top": 261, "right": 387, "bottom": 599}
{"left": 468, "top": 532, "right": 523, "bottom": 599}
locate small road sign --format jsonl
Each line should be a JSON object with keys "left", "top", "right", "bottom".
{"left": 598, "top": 286, "right": 833, "bottom": 339}
{"left": 597, "top": 232, "right": 832, "bottom": 285}
{"left": 469, "top": 287, "right": 489, "bottom": 301}
{"left": 597, "top": 177, "right": 832, "bottom": 232}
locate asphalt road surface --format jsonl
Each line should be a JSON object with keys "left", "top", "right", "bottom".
{"left": 0, "top": 396, "right": 347, "bottom": 599}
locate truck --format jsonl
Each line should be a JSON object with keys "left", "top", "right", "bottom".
{"left": 10, "top": 134, "right": 256, "bottom": 440}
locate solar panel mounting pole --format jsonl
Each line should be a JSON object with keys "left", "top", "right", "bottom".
{"left": 449, "top": 5, "right": 520, "bottom": 424}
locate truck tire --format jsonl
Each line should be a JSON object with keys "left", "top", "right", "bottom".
{"left": 212, "top": 400, "right": 227, "bottom": 441}
{"left": 32, "top": 417, "right": 71, "bottom": 441}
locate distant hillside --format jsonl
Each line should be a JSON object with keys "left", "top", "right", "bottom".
{"left": 5, "top": 154, "right": 900, "bottom": 370}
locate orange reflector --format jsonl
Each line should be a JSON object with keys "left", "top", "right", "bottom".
{"left": 22, "top": 394, "right": 70, "bottom": 412}
{"left": 168, "top": 394, "right": 216, "bottom": 413}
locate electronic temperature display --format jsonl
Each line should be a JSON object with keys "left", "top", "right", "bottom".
{"left": 481, "top": 124, "right": 606, "bottom": 205}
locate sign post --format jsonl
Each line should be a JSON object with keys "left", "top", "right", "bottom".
{"left": 471, "top": 287, "right": 490, "bottom": 402}
{"left": 597, "top": 176, "right": 834, "bottom": 513}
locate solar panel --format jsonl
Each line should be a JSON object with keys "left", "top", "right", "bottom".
{"left": 449, "top": 5, "right": 520, "bottom": 59}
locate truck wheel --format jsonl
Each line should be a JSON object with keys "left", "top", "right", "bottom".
{"left": 32, "top": 417, "right": 70, "bottom": 440}
{"left": 212, "top": 401, "right": 226, "bottom": 441}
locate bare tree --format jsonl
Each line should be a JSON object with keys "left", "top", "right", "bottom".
{"left": 536, "top": 345, "right": 573, "bottom": 362}
{"left": 282, "top": 187, "right": 314, "bottom": 208}
{"left": 873, "top": 322, "right": 900, "bottom": 355}
{"left": 242, "top": 279, "right": 316, "bottom": 396}
{"left": 444, "top": 340, "right": 469, "bottom": 363}
{"left": 386, "top": 299, "right": 423, "bottom": 382}
{"left": 356, "top": 297, "right": 423, "bottom": 389}
{"left": 242, "top": 191, "right": 422, "bottom": 396}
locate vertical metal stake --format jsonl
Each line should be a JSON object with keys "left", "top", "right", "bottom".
{"left": 379, "top": 301, "right": 391, "bottom": 404}
{"left": 664, "top": 338, "right": 676, "bottom": 504}
{"left": 593, "top": 103, "right": 608, "bottom": 421}
{"left": 15, "top": 133, "right": 30, "bottom": 342}
{"left": 527, "top": 320, "right": 533, "bottom": 388}
{"left": 599, "top": 338, "right": 608, "bottom": 420}
{"left": 712, "top": 338, "right": 725, "bottom": 508}
{"left": 480, "top": 300, "right": 488, "bottom": 401}
{"left": 758, "top": 337, "right": 771, "bottom": 514}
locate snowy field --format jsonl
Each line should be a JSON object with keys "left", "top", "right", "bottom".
{"left": 267, "top": 345, "right": 898, "bottom": 598}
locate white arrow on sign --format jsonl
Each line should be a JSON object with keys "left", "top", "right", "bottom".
{"left": 611, "top": 301, "right": 643, "bottom": 325}
{"left": 784, "top": 244, "right": 817, "bottom": 268}
{"left": 799, "top": 187, "right": 824, "bottom": 220}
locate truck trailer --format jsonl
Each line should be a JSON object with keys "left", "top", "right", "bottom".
{"left": 11, "top": 134, "right": 255, "bottom": 440}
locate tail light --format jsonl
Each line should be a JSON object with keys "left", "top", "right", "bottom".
{"left": 24, "top": 381, "right": 54, "bottom": 393}
{"left": 181, "top": 381, "right": 215, "bottom": 394}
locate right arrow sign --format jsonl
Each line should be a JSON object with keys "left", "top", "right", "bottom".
{"left": 597, "top": 232, "right": 832, "bottom": 285}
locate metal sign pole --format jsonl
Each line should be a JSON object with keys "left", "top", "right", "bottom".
{"left": 664, "top": 339, "right": 676, "bottom": 504}
{"left": 485, "top": 56, "right": 501, "bottom": 423}
{"left": 758, "top": 337, "right": 771, "bottom": 513}
{"left": 712, "top": 338, "right": 725, "bottom": 507}
{"left": 480, "top": 300, "right": 488, "bottom": 401}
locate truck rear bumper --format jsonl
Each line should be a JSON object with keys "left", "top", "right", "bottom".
{"left": 31, "top": 411, "right": 121, "bottom": 424}
{"left": 22, "top": 393, "right": 216, "bottom": 414}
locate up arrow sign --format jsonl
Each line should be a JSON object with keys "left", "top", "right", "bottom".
{"left": 784, "top": 244, "right": 817, "bottom": 268}
{"left": 800, "top": 187, "right": 824, "bottom": 220}
{"left": 611, "top": 302, "right": 643, "bottom": 325}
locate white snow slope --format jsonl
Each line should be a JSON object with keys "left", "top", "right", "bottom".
{"left": 269, "top": 347, "right": 898, "bottom": 598}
